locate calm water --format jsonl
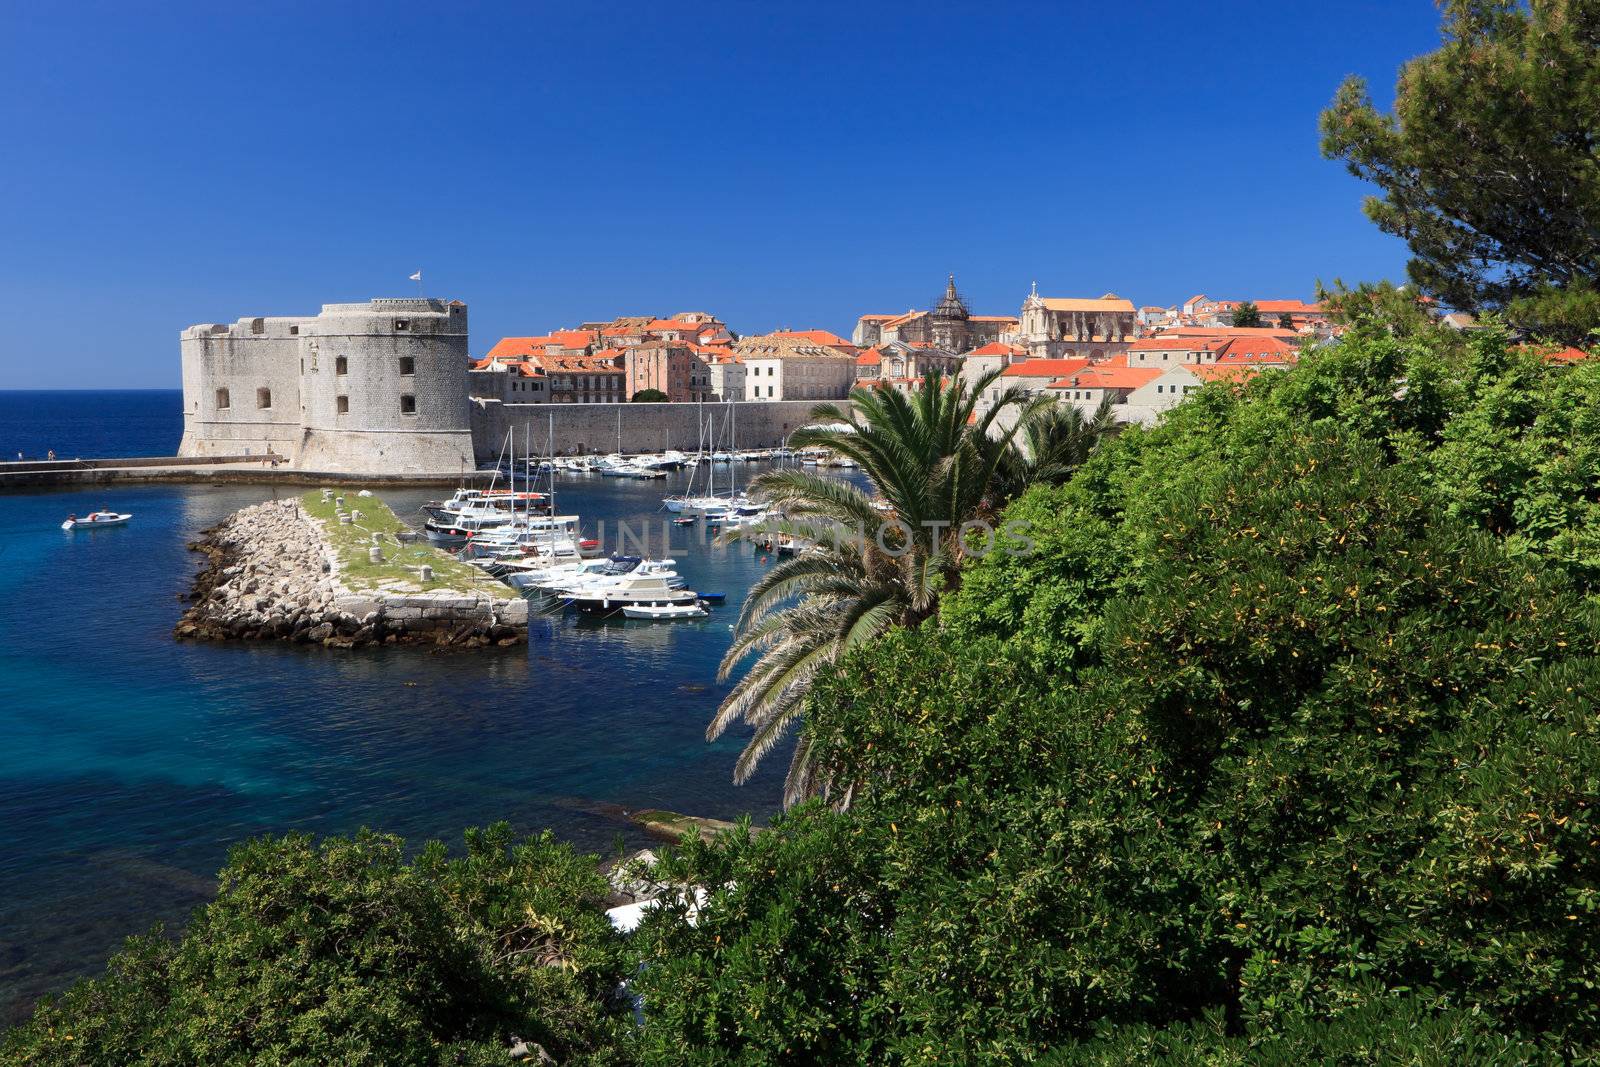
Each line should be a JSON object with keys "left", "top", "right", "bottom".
{"left": 0, "top": 393, "right": 817, "bottom": 1024}
{"left": 0, "top": 390, "right": 184, "bottom": 460}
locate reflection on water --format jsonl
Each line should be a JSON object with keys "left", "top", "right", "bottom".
{"left": 0, "top": 466, "right": 852, "bottom": 1023}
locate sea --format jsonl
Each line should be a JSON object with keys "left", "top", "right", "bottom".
{"left": 0, "top": 390, "right": 799, "bottom": 1024}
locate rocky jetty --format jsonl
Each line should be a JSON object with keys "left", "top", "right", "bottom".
{"left": 175, "top": 498, "right": 527, "bottom": 649}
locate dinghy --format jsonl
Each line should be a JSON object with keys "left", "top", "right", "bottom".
{"left": 621, "top": 601, "right": 710, "bottom": 620}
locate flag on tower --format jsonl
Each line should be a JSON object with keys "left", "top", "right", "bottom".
{"left": 409, "top": 270, "right": 422, "bottom": 282}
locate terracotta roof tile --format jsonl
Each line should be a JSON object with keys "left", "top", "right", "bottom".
{"left": 1002, "top": 358, "right": 1092, "bottom": 379}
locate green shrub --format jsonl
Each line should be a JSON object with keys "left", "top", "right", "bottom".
{"left": 3, "top": 825, "right": 632, "bottom": 1066}
{"left": 631, "top": 419, "right": 1600, "bottom": 1063}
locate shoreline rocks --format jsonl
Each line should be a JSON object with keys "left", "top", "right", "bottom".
{"left": 175, "top": 499, "right": 527, "bottom": 650}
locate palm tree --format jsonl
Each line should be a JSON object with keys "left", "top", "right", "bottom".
{"left": 708, "top": 371, "right": 1113, "bottom": 807}
{"left": 990, "top": 395, "right": 1119, "bottom": 503}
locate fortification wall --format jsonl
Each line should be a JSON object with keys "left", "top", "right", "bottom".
{"left": 470, "top": 399, "right": 826, "bottom": 460}
{"left": 179, "top": 298, "right": 476, "bottom": 475}
{"left": 297, "top": 300, "right": 474, "bottom": 473}
{"left": 178, "top": 317, "right": 309, "bottom": 459}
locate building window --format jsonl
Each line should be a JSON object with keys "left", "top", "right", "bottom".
{"left": 395, "top": 320, "right": 409, "bottom": 331}
{"left": 336, "top": 356, "right": 348, "bottom": 376}
{"left": 256, "top": 387, "right": 272, "bottom": 409}
{"left": 289, "top": 325, "right": 299, "bottom": 335}
{"left": 400, "top": 394, "right": 416, "bottom": 414}
{"left": 399, "top": 356, "right": 415, "bottom": 375}
{"left": 337, "top": 395, "right": 349, "bottom": 414}
{"left": 215, "top": 388, "right": 230, "bottom": 409}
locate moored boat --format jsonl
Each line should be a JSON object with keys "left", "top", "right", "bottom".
{"left": 621, "top": 601, "right": 709, "bottom": 620}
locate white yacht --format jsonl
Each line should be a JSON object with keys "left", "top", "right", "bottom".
{"left": 560, "top": 565, "right": 700, "bottom": 616}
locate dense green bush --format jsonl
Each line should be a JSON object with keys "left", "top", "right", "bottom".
{"left": 629, "top": 340, "right": 1600, "bottom": 1063}
{"left": 3, "top": 825, "right": 632, "bottom": 1066}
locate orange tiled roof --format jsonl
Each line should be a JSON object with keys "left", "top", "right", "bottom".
{"left": 856, "top": 347, "right": 883, "bottom": 366}
{"left": 877, "top": 311, "right": 924, "bottom": 331}
{"left": 1002, "top": 358, "right": 1092, "bottom": 379}
{"left": 1128, "top": 336, "right": 1206, "bottom": 351}
{"left": 1049, "top": 366, "right": 1161, "bottom": 391}
{"left": 1168, "top": 326, "right": 1298, "bottom": 341}
{"left": 1252, "top": 299, "right": 1323, "bottom": 315}
{"left": 1212, "top": 336, "right": 1295, "bottom": 364}
{"left": 1039, "top": 296, "right": 1136, "bottom": 314}
{"left": 968, "top": 341, "right": 1026, "bottom": 357}
{"left": 773, "top": 329, "right": 854, "bottom": 347}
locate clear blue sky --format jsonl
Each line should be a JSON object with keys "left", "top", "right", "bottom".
{"left": 0, "top": 1, "right": 1442, "bottom": 389}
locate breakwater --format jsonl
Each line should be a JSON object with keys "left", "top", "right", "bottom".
{"left": 175, "top": 494, "right": 527, "bottom": 648}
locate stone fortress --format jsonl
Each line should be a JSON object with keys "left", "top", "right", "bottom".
{"left": 179, "top": 298, "right": 477, "bottom": 474}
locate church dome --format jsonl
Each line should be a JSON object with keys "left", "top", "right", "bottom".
{"left": 933, "top": 274, "right": 970, "bottom": 321}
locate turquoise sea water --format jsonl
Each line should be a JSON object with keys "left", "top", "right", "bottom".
{"left": 0, "top": 393, "right": 804, "bottom": 1023}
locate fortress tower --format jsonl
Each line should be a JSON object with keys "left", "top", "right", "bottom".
{"left": 178, "top": 298, "right": 475, "bottom": 474}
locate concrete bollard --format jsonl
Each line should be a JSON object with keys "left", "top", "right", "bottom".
{"left": 368, "top": 546, "right": 383, "bottom": 564}
{"left": 419, "top": 565, "right": 434, "bottom": 581}
{"left": 339, "top": 514, "right": 353, "bottom": 525}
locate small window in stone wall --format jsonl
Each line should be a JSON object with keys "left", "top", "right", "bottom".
{"left": 395, "top": 320, "right": 409, "bottom": 332}
{"left": 399, "top": 356, "right": 415, "bottom": 376}
{"left": 337, "top": 395, "right": 349, "bottom": 415}
{"left": 400, "top": 394, "right": 416, "bottom": 414}
{"left": 336, "top": 356, "right": 348, "bottom": 376}
{"left": 289, "top": 325, "right": 299, "bottom": 336}
{"left": 257, "top": 387, "right": 272, "bottom": 409}
{"left": 215, "top": 388, "right": 230, "bottom": 409}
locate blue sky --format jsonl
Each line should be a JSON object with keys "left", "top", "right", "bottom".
{"left": 0, "top": 1, "right": 1443, "bottom": 389}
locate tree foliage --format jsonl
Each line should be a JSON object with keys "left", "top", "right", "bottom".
{"left": 1230, "top": 301, "right": 1261, "bottom": 327}
{"left": 3, "top": 826, "right": 633, "bottom": 1066}
{"left": 631, "top": 388, "right": 669, "bottom": 403}
{"left": 634, "top": 325, "right": 1600, "bottom": 1063}
{"left": 710, "top": 373, "right": 1114, "bottom": 806}
{"left": 1321, "top": 0, "right": 1600, "bottom": 343}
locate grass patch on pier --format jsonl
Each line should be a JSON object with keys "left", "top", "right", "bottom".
{"left": 300, "top": 490, "right": 500, "bottom": 594}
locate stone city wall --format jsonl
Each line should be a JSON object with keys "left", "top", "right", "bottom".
{"left": 470, "top": 399, "right": 828, "bottom": 461}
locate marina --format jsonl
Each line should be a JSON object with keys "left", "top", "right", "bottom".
{"left": 0, "top": 404, "right": 860, "bottom": 1023}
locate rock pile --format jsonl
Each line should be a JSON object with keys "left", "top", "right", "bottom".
{"left": 174, "top": 498, "right": 527, "bottom": 649}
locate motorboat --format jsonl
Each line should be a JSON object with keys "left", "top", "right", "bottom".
{"left": 503, "top": 554, "right": 631, "bottom": 592}
{"left": 422, "top": 488, "right": 546, "bottom": 523}
{"left": 62, "top": 510, "right": 131, "bottom": 531}
{"left": 424, "top": 512, "right": 514, "bottom": 546}
{"left": 560, "top": 566, "right": 700, "bottom": 616}
{"left": 621, "top": 601, "right": 709, "bottom": 621}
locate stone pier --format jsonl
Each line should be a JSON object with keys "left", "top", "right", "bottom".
{"left": 175, "top": 495, "right": 527, "bottom": 649}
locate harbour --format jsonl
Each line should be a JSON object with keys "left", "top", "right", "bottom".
{"left": 0, "top": 393, "right": 838, "bottom": 1023}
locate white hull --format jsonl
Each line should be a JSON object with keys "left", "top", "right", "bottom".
{"left": 621, "top": 602, "right": 708, "bottom": 620}
{"left": 62, "top": 513, "right": 131, "bottom": 530}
